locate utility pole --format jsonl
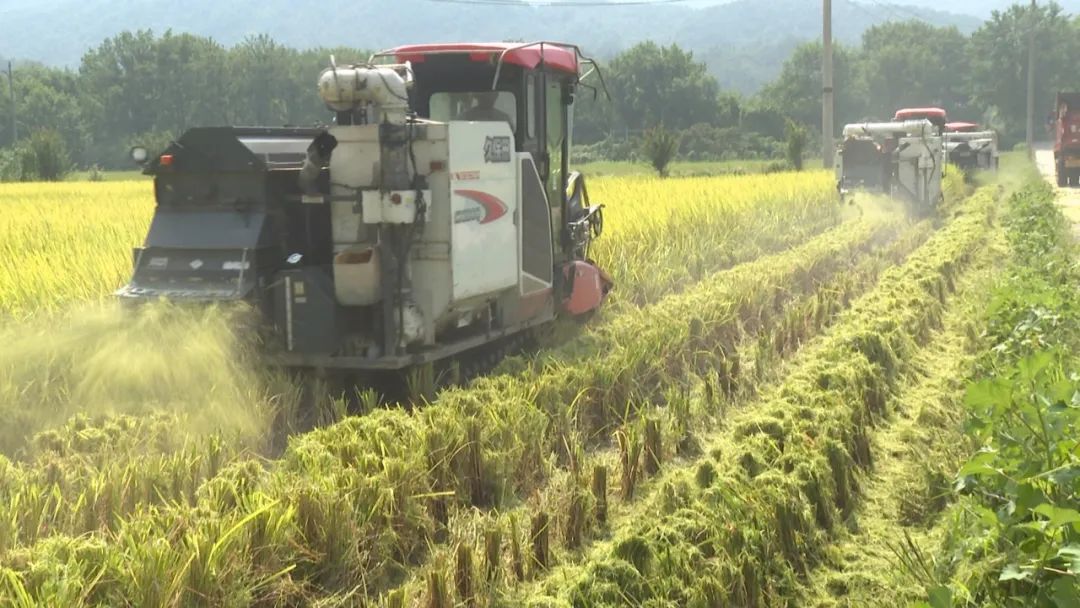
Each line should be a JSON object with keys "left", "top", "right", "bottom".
{"left": 822, "top": 0, "right": 835, "bottom": 169}
{"left": 1026, "top": 0, "right": 1036, "bottom": 156}
{"left": 6, "top": 61, "right": 15, "bottom": 146}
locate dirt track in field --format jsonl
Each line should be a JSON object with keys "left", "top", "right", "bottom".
{"left": 1034, "top": 143, "right": 1080, "bottom": 239}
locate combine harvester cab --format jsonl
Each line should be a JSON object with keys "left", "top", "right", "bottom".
{"left": 836, "top": 118, "right": 943, "bottom": 213}
{"left": 944, "top": 121, "right": 999, "bottom": 176}
{"left": 119, "top": 41, "right": 613, "bottom": 374}
{"left": 1054, "top": 92, "right": 1080, "bottom": 187}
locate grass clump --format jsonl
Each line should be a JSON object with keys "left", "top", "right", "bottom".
{"left": 924, "top": 180, "right": 1080, "bottom": 605}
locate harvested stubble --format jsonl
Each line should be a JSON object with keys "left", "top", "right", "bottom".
{"left": 391, "top": 203, "right": 934, "bottom": 604}
{"left": 798, "top": 232, "right": 998, "bottom": 606}
{"left": 1, "top": 209, "right": 910, "bottom": 605}
{"left": 517, "top": 187, "right": 997, "bottom": 607}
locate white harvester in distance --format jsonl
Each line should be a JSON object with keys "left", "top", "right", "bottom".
{"left": 836, "top": 118, "right": 944, "bottom": 212}
{"left": 944, "top": 122, "right": 999, "bottom": 175}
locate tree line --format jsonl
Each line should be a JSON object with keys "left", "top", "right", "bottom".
{"left": 573, "top": 1, "right": 1080, "bottom": 164}
{"left": 0, "top": 31, "right": 373, "bottom": 177}
{"left": 0, "top": 1, "right": 1078, "bottom": 178}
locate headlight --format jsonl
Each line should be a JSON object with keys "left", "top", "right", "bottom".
{"left": 130, "top": 146, "right": 149, "bottom": 165}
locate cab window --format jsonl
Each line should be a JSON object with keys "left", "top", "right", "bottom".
{"left": 429, "top": 91, "right": 517, "bottom": 131}
{"left": 545, "top": 81, "right": 566, "bottom": 204}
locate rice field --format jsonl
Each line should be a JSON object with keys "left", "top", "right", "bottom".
{"left": 0, "top": 182, "right": 152, "bottom": 319}
{"left": 0, "top": 161, "right": 1067, "bottom": 607}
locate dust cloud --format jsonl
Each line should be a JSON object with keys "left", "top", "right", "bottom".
{"left": 839, "top": 191, "right": 908, "bottom": 223}
{"left": 0, "top": 301, "right": 297, "bottom": 457}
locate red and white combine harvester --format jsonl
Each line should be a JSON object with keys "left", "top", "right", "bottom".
{"left": 944, "top": 121, "right": 999, "bottom": 175}
{"left": 836, "top": 107, "right": 946, "bottom": 212}
{"left": 892, "top": 108, "right": 998, "bottom": 176}
{"left": 120, "top": 42, "right": 613, "bottom": 381}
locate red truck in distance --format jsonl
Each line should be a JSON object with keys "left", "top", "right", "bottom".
{"left": 1054, "top": 92, "right": 1080, "bottom": 187}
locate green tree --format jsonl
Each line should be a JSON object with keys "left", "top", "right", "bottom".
{"left": 607, "top": 42, "right": 720, "bottom": 132}
{"left": 151, "top": 32, "right": 229, "bottom": 132}
{"left": 18, "top": 129, "right": 71, "bottom": 181}
{"left": 757, "top": 41, "right": 864, "bottom": 137}
{"left": 967, "top": 2, "right": 1080, "bottom": 143}
{"left": 226, "top": 35, "right": 297, "bottom": 126}
{"left": 715, "top": 92, "right": 742, "bottom": 129}
{"left": 0, "top": 64, "right": 85, "bottom": 163}
{"left": 858, "top": 21, "right": 972, "bottom": 120}
{"left": 78, "top": 30, "right": 164, "bottom": 161}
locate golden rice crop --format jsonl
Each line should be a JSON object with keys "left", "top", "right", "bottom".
{"left": 0, "top": 172, "right": 838, "bottom": 320}
{"left": 589, "top": 171, "right": 839, "bottom": 306}
{"left": 0, "top": 181, "right": 152, "bottom": 319}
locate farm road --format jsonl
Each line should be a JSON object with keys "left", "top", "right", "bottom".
{"left": 1034, "top": 143, "right": 1080, "bottom": 239}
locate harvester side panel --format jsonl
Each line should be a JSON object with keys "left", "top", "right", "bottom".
{"left": 895, "top": 135, "right": 943, "bottom": 208}
{"left": 837, "top": 139, "right": 886, "bottom": 193}
{"left": 448, "top": 121, "right": 519, "bottom": 300}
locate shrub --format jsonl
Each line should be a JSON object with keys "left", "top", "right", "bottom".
{"left": 21, "top": 130, "right": 71, "bottom": 181}
{"left": 0, "top": 146, "right": 24, "bottom": 182}
{"left": 784, "top": 120, "right": 808, "bottom": 171}
{"left": 641, "top": 124, "right": 680, "bottom": 177}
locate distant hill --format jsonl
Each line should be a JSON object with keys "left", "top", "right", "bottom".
{"left": 0, "top": 0, "right": 983, "bottom": 94}
{"left": 693, "top": 0, "right": 1080, "bottom": 16}
{"left": 824, "top": 0, "right": 1080, "bottom": 16}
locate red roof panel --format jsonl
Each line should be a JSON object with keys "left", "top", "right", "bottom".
{"left": 894, "top": 107, "right": 948, "bottom": 121}
{"left": 945, "top": 122, "right": 979, "bottom": 132}
{"left": 389, "top": 42, "right": 579, "bottom": 76}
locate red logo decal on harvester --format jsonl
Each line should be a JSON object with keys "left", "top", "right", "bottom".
{"left": 453, "top": 190, "right": 508, "bottom": 224}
